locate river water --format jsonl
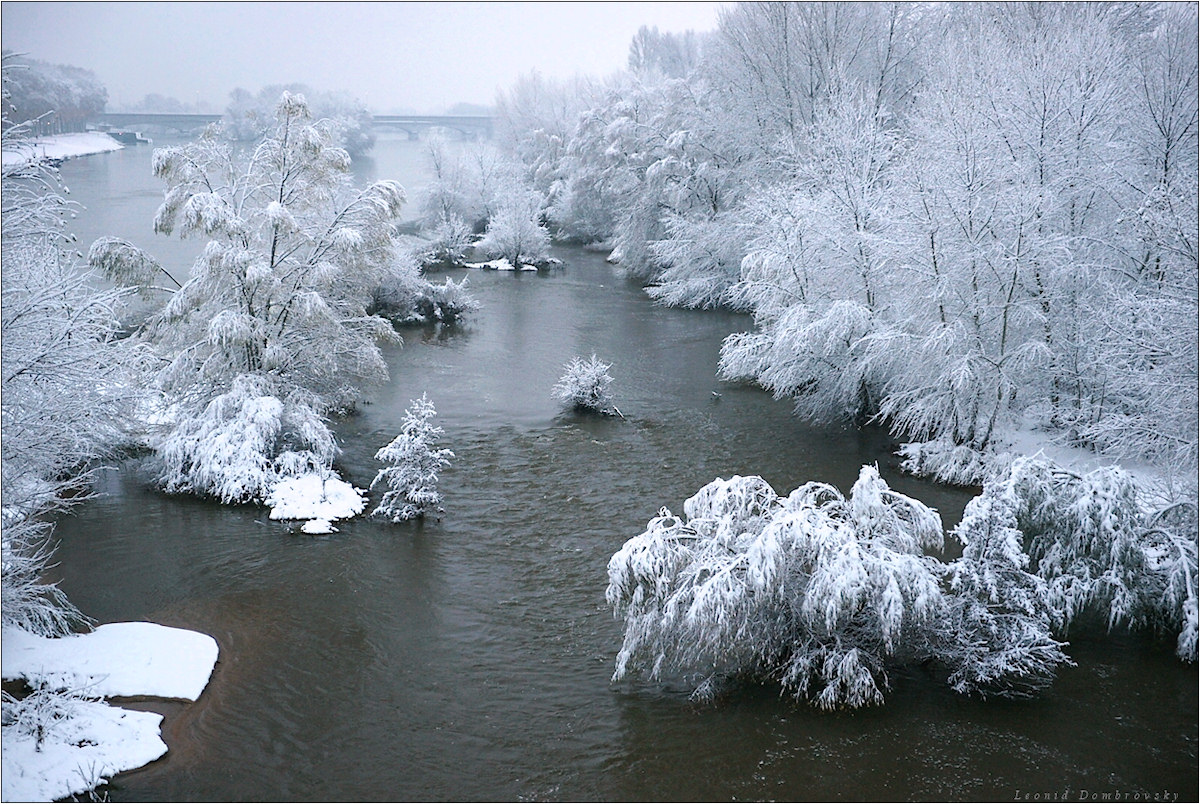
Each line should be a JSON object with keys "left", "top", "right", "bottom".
{"left": 45, "top": 132, "right": 1197, "bottom": 801}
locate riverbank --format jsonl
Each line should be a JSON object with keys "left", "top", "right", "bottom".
{"left": 1, "top": 131, "right": 123, "bottom": 169}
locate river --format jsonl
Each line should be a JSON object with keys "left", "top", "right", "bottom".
{"left": 45, "top": 131, "right": 1197, "bottom": 801}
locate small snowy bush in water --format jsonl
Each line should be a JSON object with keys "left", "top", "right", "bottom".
{"left": 370, "top": 394, "right": 454, "bottom": 522}
{"left": 475, "top": 186, "right": 550, "bottom": 269}
{"left": 552, "top": 355, "right": 616, "bottom": 415}
{"left": 416, "top": 211, "right": 473, "bottom": 268}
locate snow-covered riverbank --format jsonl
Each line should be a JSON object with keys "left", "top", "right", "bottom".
{"left": 1, "top": 622, "right": 218, "bottom": 801}
{"left": 1, "top": 131, "right": 123, "bottom": 169}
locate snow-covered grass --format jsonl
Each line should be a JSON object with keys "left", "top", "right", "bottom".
{"left": 2, "top": 692, "right": 167, "bottom": 802}
{"left": 1, "top": 132, "right": 123, "bottom": 168}
{"left": 900, "top": 414, "right": 1185, "bottom": 507}
{"left": 1000, "top": 419, "right": 1175, "bottom": 501}
{"left": 266, "top": 472, "right": 366, "bottom": 530}
{"left": 1, "top": 621, "right": 219, "bottom": 801}
{"left": 2, "top": 623, "right": 219, "bottom": 701}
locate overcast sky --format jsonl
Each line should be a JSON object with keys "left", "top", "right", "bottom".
{"left": 2, "top": 1, "right": 724, "bottom": 112}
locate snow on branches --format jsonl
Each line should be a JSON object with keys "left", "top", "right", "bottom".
{"left": 606, "top": 460, "right": 1197, "bottom": 709}
{"left": 370, "top": 394, "right": 454, "bottom": 522}
{"left": 157, "top": 375, "right": 336, "bottom": 504}
{"left": 606, "top": 468, "right": 953, "bottom": 709}
{"left": 88, "top": 92, "right": 419, "bottom": 503}
{"left": 984, "top": 457, "right": 1199, "bottom": 661}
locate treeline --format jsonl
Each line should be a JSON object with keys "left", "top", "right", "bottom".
{"left": 492, "top": 3, "right": 1199, "bottom": 495}
{"left": 0, "top": 51, "right": 107, "bottom": 135}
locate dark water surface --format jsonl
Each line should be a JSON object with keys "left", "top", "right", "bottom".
{"left": 45, "top": 138, "right": 1197, "bottom": 802}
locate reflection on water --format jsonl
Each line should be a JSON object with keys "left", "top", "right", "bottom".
{"left": 45, "top": 139, "right": 1197, "bottom": 802}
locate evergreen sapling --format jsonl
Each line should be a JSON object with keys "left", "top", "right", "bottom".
{"left": 370, "top": 394, "right": 453, "bottom": 521}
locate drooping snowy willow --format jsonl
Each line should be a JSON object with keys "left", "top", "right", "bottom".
{"left": 607, "top": 460, "right": 1195, "bottom": 708}
{"left": 606, "top": 467, "right": 1070, "bottom": 708}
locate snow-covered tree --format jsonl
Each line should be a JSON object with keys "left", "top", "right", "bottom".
{"left": 628, "top": 25, "right": 704, "bottom": 81}
{"left": 720, "top": 300, "right": 879, "bottom": 424}
{"left": 90, "top": 92, "right": 406, "bottom": 502}
{"left": 938, "top": 486, "right": 1071, "bottom": 697}
{"left": 370, "top": 394, "right": 454, "bottom": 522}
{"left": 1, "top": 68, "right": 133, "bottom": 636}
{"left": 973, "top": 456, "right": 1198, "bottom": 661}
{"left": 474, "top": 185, "right": 551, "bottom": 269}
{"left": 552, "top": 355, "right": 617, "bottom": 415}
{"left": 607, "top": 469, "right": 950, "bottom": 708}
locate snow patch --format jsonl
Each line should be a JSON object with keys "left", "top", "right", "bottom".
{"left": 301, "top": 518, "right": 337, "bottom": 535}
{"left": 464, "top": 258, "right": 539, "bottom": 272}
{"left": 1, "top": 698, "right": 166, "bottom": 803}
{"left": 1001, "top": 417, "right": 1168, "bottom": 493}
{"left": 2, "top": 622, "right": 219, "bottom": 701}
{"left": 267, "top": 473, "right": 366, "bottom": 525}
{"left": 2, "top": 132, "right": 124, "bottom": 168}
{"left": 1, "top": 622, "right": 219, "bottom": 801}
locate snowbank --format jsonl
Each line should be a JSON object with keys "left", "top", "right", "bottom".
{"left": 2, "top": 622, "right": 219, "bottom": 701}
{"left": 267, "top": 472, "right": 366, "bottom": 528}
{"left": 464, "top": 257, "right": 539, "bottom": 272}
{"left": 2, "top": 698, "right": 166, "bottom": 802}
{"left": 901, "top": 416, "right": 1175, "bottom": 501}
{"left": 1, "top": 132, "right": 123, "bottom": 169}
{"left": 1, "top": 621, "right": 219, "bottom": 801}
{"left": 302, "top": 518, "right": 337, "bottom": 534}
{"left": 1002, "top": 419, "right": 1167, "bottom": 492}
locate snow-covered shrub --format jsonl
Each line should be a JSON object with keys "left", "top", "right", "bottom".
{"left": 157, "top": 375, "right": 336, "bottom": 504}
{"left": 370, "top": 251, "right": 479, "bottom": 325}
{"left": 475, "top": 186, "right": 551, "bottom": 269}
{"left": 976, "top": 457, "right": 1198, "bottom": 660}
{"left": 411, "top": 276, "right": 480, "bottom": 324}
{"left": 552, "top": 355, "right": 616, "bottom": 415}
{"left": 938, "top": 490, "right": 1071, "bottom": 697}
{"left": 606, "top": 468, "right": 950, "bottom": 709}
{"left": 370, "top": 394, "right": 454, "bottom": 522}
{"left": 1, "top": 687, "right": 97, "bottom": 755}
{"left": 416, "top": 211, "right": 473, "bottom": 268}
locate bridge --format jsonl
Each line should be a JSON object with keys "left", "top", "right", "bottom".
{"left": 372, "top": 114, "right": 493, "bottom": 140}
{"left": 96, "top": 112, "right": 493, "bottom": 139}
